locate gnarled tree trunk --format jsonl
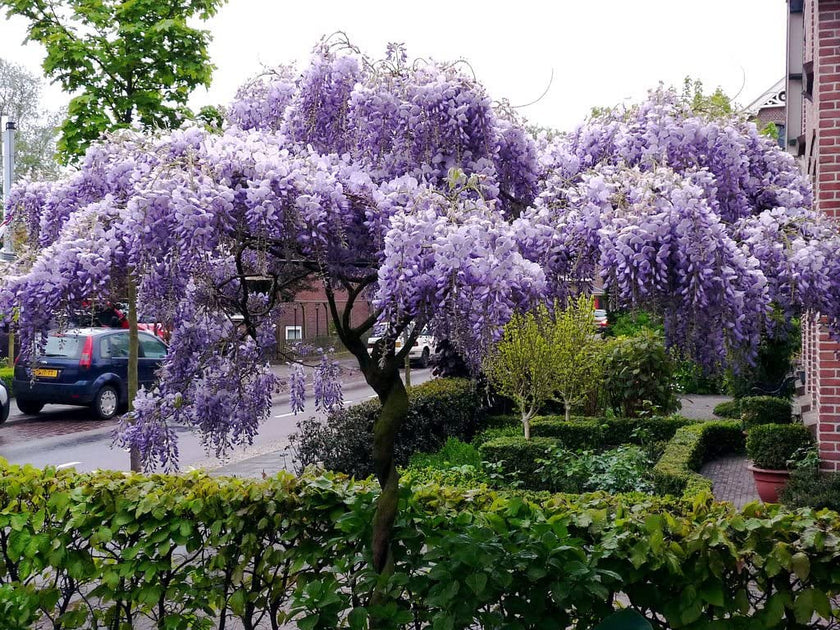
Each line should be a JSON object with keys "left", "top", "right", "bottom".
{"left": 369, "top": 371, "right": 408, "bottom": 578}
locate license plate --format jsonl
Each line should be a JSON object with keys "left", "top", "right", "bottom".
{"left": 33, "top": 368, "right": 59, "bottom": 378}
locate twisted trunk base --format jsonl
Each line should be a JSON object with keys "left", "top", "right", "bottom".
{"left": 368, "top": 371, "right": 409, "bottom": 613}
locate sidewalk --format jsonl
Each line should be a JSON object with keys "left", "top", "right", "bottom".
{"left": 194, "top": 356, "right": 369, "bottom": 477}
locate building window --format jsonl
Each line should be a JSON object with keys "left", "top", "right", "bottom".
{"left": 285, "top": 325, "right": 303, "bottom": 341}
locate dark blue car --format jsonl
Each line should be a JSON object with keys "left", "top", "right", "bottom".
{"left": 13, "top": 328, "right": 168, "bottom": 420}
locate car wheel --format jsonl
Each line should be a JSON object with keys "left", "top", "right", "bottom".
{"left": 93, "top": 385, "right": 119, "bottom": 420}
{"left": 16, "top": 399, "right": 44, "bottom": 416}
{"left": 419, "top": 347, "right": 430, "bottom": 369}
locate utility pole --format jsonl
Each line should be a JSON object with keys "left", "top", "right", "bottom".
{"left": 2, "top": 119, "right": 16, "bottom": 260}
{"left": 2, "top": 119, "right": 16, "bottom": 365}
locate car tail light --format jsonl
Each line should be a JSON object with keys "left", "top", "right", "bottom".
{"left": 79, "top": 336, "right": 94, "bottom": 370}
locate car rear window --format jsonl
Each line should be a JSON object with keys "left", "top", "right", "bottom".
{"left": 44, "top": 335, "right": 84, "bottom": 359}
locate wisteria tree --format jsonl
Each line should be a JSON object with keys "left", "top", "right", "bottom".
{"left": 521, "top": 89, "right": 840, "bottom": 370}
{"left": 0, "top": 41, "right": 544, "bottom": 583}
{"left": 3, "top": 40, "right": 840, "bottom": 605}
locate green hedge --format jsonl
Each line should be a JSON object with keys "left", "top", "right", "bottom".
{"left": 0, "top": 366, "right": 12, "bottom": 398}
{"left": 2, "top": 462, "right": 840, "bottom": 628}
{"left": 289, "top": 377, "right": 481, "bottom": 478}
{"left": 652, "top": 421, "right": 745, "bottom": 497}
{"left": 477, "top": 436, "right": 557, "bottom": 480}
{"left": 530, "top": 416, "right": 604, "bottom": 449}
{"left": 530, "top": 415, "right": 696, "bottom": 448}
{"left": 713, "top": 399, "right": 741, "bottom": 418}
{"left": 740, "top": 395, "right": 792, "bottom": 429}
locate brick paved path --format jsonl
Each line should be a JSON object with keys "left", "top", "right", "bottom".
{"left": 700, "top": 453, "right": 759, "bottom": 508}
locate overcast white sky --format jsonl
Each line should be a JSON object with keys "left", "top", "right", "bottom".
{"left": 0, "top": 0, "right": 788, "bottom": 131}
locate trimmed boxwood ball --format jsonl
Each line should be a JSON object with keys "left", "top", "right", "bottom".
{"left": 746, "top": 423, "right": 814, "bottom": 470}
{"left": 740, "top": 396, "right": 792, "bottom": 429}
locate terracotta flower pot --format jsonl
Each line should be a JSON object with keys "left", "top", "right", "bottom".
{"left": 747, "top": 464, "right": 791, "bottom": 503}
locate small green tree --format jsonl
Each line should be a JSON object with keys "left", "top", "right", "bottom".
{"left": 0, "top": 0, "right": 224, "bottom": 159}
{"left": 485, "top": 296, "right": 603, "bottom": 437}
{"left": 485, "top": 305, "right": 560, "bottom": 439}
{"left": 552, "top": 295, "right": 603, "bottom": 422}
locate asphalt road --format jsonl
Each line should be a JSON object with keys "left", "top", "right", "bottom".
{"left": 0, "top": 365, "right": 433, "bottom": 474}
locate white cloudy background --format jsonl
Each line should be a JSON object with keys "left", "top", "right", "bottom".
{"left": 0, "top": 0, "right": 787, "bottom": 131}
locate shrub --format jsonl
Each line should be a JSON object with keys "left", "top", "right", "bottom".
{"left": 713, "top": 399, "right": 741, "bottom": 418}
{"left": 401, "top": 464, "right": 490, "bottom": 489}
{"left": 604, "top": 310, "right": 663, "bottom": 337}
{"left": 407, "top": 438, "right": 483, "bottom": 470}
{"left": 0, "top": 366, "right": 12, "bottom": 398}
{"left": 746, "top": 423, "right": 814, "bottom": 470}
{"left": 470, "top": 424, "right": 521, "bottom": 448}
{"left": 483, "top": 414, "right": 520, "bottom": 429}
{"left": 740, "top": 395, "right": 792, "bottom": 429}
{"left": 601, "top": 415, "right": 695, "bottom": 444}
{"left": 780, "top": 469, "right": 840, "bottom": 511}
{"left": 601, "top": 330, "right": 679, "bottom": 417}
{"left": 674, "top": 359, "right": 725, "bottom": 395}
{"left": 535, "top": 444, "right": 654, "bottom": 494}
{"left": 289, "top": 378, "right": 480, "bottom": 477}
{"left": 404, "top": 439, "right": 491, "bottom": 488}
{"left": 653, "top": 421, "right": 745, "bottom": 497}
{"left": 3, "top": 462, "right": 840, "bottom": 628}
{"left": 726, "top": 319, "right": 800, "bottom": 399}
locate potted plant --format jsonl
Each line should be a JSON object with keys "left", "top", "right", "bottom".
{"left": 746, "top": 423, "right": 815, "bottom": 503}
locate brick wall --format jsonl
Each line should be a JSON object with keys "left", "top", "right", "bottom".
{"left": 798, "top": 0, "right": 840, "bottom": 472}
{"left": 754, "top": 106, "right": 786, "bottom": 128}
{"left": 815, "top": 323, "right": 840, "bottom": 471}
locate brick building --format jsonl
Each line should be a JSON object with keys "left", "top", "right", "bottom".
{"left": 786, "top": 0, "right": 840, "bottom": 471}
{"left": 274, "top": 285, "right": 374, "bottom": 349}
{"left": 744, "top": 77, "right": 787, "bottom": 147}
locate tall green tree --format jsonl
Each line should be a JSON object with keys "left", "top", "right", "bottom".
{"left": 0, "top": 0, "right": 225, "bottom": 160}
{"left": 0, "top": 58, "right": 61, "bottom": 197}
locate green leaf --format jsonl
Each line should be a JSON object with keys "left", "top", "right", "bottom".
{"left": 465, "top": 572, "right": 487, "bottom": 596}
{"left": 594, "top": 609, "right": 653, "bottom": 630}
{"left": 348, "top": 607, "right": 368, "bottom": 630}
{"left": 699, "top": 582, "right": 725, "bottom": 608}
{"left": 794, "top": 588, "right": 831, "bottom": 624}
{"left": 296, "top": 614, "right": 319, "bottom": 630}
{"left": 790, "top": 552, "right": 810, "bottom": 581}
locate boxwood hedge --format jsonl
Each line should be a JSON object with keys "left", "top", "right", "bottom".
{"left": 652, "top": 420, "right": 745, "bottom": 497}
